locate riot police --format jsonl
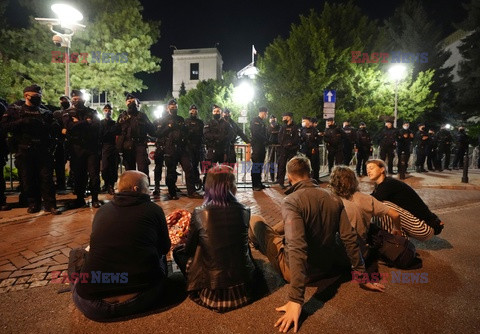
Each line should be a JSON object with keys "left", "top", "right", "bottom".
{"left": 267, "top": 114, "right": 280, "bottom": 182}
{"left": 379, "top": 120, "right": 397, "bottom": 175}
{"left": 452, "top": 126, "right": 469, "bottom": 169}
{"left": 414, "top": 123, "right": 430, "bottom": 173}
{"left": 436, "top": 124, "right": 453, "bottom": 171}
{"left": 276, "top": 112, "right": 299, "bottom": 189}
{"left": 396, "top": 121, "right": 414, "bottom": 173}
{"left": 155, "top": 99, "right": 200, "bottom": 200}
{"left": 203, "top": 104, "right": 234, "bottom": 169}
{"left": 300, "top": 116, "right": 322, "bottom": 182}
{"left": 426, "top": 129, "right": 438, "bottom": 171}
{"left": 100, "top": 104, "right": 119, "bottom": 195}
{"left": 324, "top": 118, "right": 345, "bottom": 174}
{"left": 355, "top": 122, "right": 372, "bottom": 177}
{"left": 52, "top": 96, "right": 71, "bottom": 191}
{"left": 342, "top": 120, "right": 356, "bottom": 166}
{"left": 116, "top": 93, "right": 155, "bottom": 177}
{"left": 2, "top": 85, "right": 59, "bottom": 214}
{"left": 184, "top": 104, "right": 204, "bottom": 190}
{"left": 223, "top": 108, "right": 249, "bottom": 164}
{"left": 0, "top": 98, "right": 10, "bottom": 211}
{"left": 63, "top": 89, "right": 101, "bottom": 208}
{"left": 250, "top": 107, "right": 269, "bottom": 190}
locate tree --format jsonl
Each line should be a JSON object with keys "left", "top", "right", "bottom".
{"left": 0, "top": 0, "right": 160, "bottom": 106}
{"left": 179, "top": 82, "right": 187, "bottom": 97}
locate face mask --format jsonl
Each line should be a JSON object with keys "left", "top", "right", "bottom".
{"left": 283, "top": 120, "right": 288, "bottom": 125}
{"left": 29, "top": 95, "right": 42, "bottom": 107}
{"left": 403, "top": 125, "right": 409, "bottom": 130}
{"left": 169, "top": 108, "right": 178, "bottom": 116}
{"left": 127, "top": 102, "right": 137, "bottom": 114}
{"left": 190, "top": 113, "right": 197, "bottom": 118}
{"left": 61, "top": 101, "right": 70, "bottom": 109}
{"left": 224, "top": 115, "right": 230, "bottom": 119}
{"left": 72, "top": 100, "right": 84, "bottom": 108}
{"left": 213, "top": 114, "right": 221, "bottom": 120}
{"left": 270, "top": 121, "right": 276, "bottom": 126}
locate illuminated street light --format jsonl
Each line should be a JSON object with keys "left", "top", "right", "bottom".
{"left": 233, "top": 81, "right": 254, "bottom": 105}
{"left": 51, "top": 4, "right": 83, "bottom": 29}
{"left": 154, "top": 106, "right": 164, "bottom": 119}
{"left": 389, "top": 64, "right": 407, "bottom": 128}
{"left": 81, "top": 89, "right": 91, "bottom": 102}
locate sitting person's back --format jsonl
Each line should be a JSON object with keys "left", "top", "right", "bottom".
{"left": 73, "top": 170, "right": 171, "bottom": 321}
{"left": 173, "top": 165, "right": 257, "bottom": 312}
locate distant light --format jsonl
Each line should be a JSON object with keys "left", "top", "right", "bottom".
{"left": 233, "top": 82, "right": 254, "bottom": 105}
{"left": 81, "top": 89, "right": 90, "bottom": 101}
{"left": 96, "top": 112, "right": 104, "bottom": 120}
{"left": 154, "top": 106, "right": 164, "bottom": 119}
{"left": 445, "top": 124, "right": 451, "bottom": 130}
{"left": 51, "top": 4, "right": 83, "bottom": 23}
{"left": 389, "top": 64, "right": 407, "bottom": 81}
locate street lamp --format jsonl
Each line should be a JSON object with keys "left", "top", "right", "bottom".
{"left": 233, "top": 81, "right": 255, "bottom": 134}
{"left": 35, "top": 4, "right": 85, "bottom": 97}
{"left": 389, "top": 64, "right": 406, "bottom": 128}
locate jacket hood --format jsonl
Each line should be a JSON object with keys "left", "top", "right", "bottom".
{"left": 112, "top": 192, "right": 151, "bottom": 207}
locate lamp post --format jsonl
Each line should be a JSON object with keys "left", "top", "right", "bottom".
{"left": 35, "top": 4, "right": 85, "bottom": 97}
{"left": 233, "top": 81, "right": 254, "bottom": 134}
{"left": 388, "top": 64, "right": 406, "bottom": 128}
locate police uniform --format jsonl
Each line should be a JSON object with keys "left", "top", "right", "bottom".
{"left": 276, "top": 113, "right": 300, "bottom": 187}
{"left": 152, "top": 110, "right": 168, "bottom": 194}
{"left": 435, "top": 127, "right": 453, "bottom": 171}
{"left": 426, "top": 130, "right": 438, "bottom": 171}
{"left": 300, "top": 119, "right": 322, "bottom": 181}
{"left": 184, "top": 105, "right": 205, "bottom": 186}
{"left": 203, "top": 111, "right": 234, "bottom": 166}
{"left": 342, "top": 122, "right": 356, "bottom": 166}
{"left": 250, "top": 109, "right": 268, "bottom": 189}
{"left": 100, "top": 105, "right": 119, "bottom": 194}
{"left": 267, "top": 116, "right": 280, "bottom": 182}
{"left": 396, "top": 124, "right": 414, "bottom": 172}
{"left": 2, "top": 85, "right": 58, "bottom": 213}
{"left": 52, "top": 96, "right": 70, "bottom": 190}
{"left": 379, "top": 122, "right": 397, "bottom": 174}
{"left": 355, "top": 123, "right": 372, "bottom": 176}
{"left": 324, "top": 120, "right": 345, "bottom": 173}
{"left": 0, "top": 98, "right": 10, "bottom": 210}
{"left": 116, "top": 94, "right": 155, "bottom": 176}
{"left": 452, "top": 128, "right": 469, "bottom": 169}
{"left": 414, "top": 125, "right": 430, "bottom": 172}
{"left": 224, "top": 109, "right": 249, "bottom": 164}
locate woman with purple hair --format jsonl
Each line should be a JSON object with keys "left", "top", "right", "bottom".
{"left": 173, "top": 165, "right": 258, "bottom": 312}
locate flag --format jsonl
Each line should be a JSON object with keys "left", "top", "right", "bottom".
{"left": 252, "top": 45, "right": 257, "bottom": 64}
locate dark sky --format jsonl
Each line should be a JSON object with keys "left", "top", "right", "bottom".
{"left": 137, "top": 0, "right": 467, "bottom": 100}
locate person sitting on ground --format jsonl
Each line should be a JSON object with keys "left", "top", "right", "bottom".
{"left": 366, "top": 159, "right": 444, "bottom": 240}
{"left": 249, "top": 156, "right": 383, "bottom": 333}
{"left": 329, "top": 165, "right": 402, "bottom": 255}
{"left": 173, "top": 165, "right": 258, "bottom": 312}
{"left": 73, "top": 170, "right": 171, "bottom": 321}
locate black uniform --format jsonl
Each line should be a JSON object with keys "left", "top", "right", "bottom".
{"left": 3, "top": 102, "right": 58, "bottom": 210}
{"left": 116, "top": 108, "right": 155, "bottom": 176}
{"left": 379, "top": 126, "right": 397, "bottom": 174}
{"left": 267, "top": 121, "right": 280, "bottom": 182}
{"left": 52, "top": 108, "right": 69, "bottom": 190}
{"left": 452, "top": 129, "right": 469, "bottom": 168}
{"left": 250, "top": 116, "right": 268, "bottom": 188}
{"left": 276, "top": 122, "right": 300, "bottom": 186}
{"left": 324, "top": 124, "right": 345, "bottom": 173}
{"left": 156, "top": 113, "right": 196, "bottom": 197}
{"left": 0, "top": 99, "right": 9, "bottom": 209}
{"left": 63, "top": 105, "right": 101, "bottom": 203}
{"left": 225, "top": 117, "right": 249, "bottom": 164}
{"left": 152, "top": 111, "right": 168, "bottom": 191}
{"left": 184, "top": 115, "right": 204, "bottom": 185}
{"left": 300, "top": 126, "right": 322, "bottom": 181}
{"left": 342, "top": 125, "right": 356, "bottom": 166}
{"left": 414, "top": 128, "right": 430, "bottom": 172}
{"left": 100, "top": 117, "right": 119, "bottom": 191}
{"left": 203, "top": 117, "right": 233, "bottom": 167}
{"left": 396, "top": 127, "right": 414, "bottom": 172}
{"left": 435, "top": 128, "right": 453, "bottom": 170}
{"left": 426, "top": 131, "right": 438, "bottom": 171}
{"left": 355, "top": 127, "right": 372, "bottom": 176}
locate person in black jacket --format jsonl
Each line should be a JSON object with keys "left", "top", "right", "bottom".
{"left": 173, "top": 165, "right": 258, "bottom": 312}
{"left": 0, "top": 98, "right": 10, "bottom": 211}
{"left": 323, "top": 118, "right": 345, "bottom": 174}
{"left": 250, "top": 107, "right": 269, "bottom": 191}
{"left": 52, "top": 95, "right": 71, "bottom": 191}
{"left": 155, "top": 99, "right": 200, "bottom": 200}
{"left": 100, "top": 104, "right": 119, "bottom": 195}
{"left": 452, "top": 126, "right": 469, "bottom": 169}
{"left": 203, "top": 104, "right": 234, "bottom": 171}
{"left": 396, "top": 121, "right": 414, "bottom": 173}
{"left": 267, "top": 115, "right": 280, "bottom": 182}
{"left": 342, "top": 120, "right": 356, "bottom": 166}
{"left": 2, "top": 85, "right": 59, "bottom": 214}
{"left": 185, "top": 104, "right": 205, "bottom": 190}
{"left": 355, "top": 122, "right": 372, "bottom": 177}
{"left": 300, "top": 116, "right": 321, "bottom": 182}
{"left": 414, "top": 123, "right": 430, "bottom": 173}
{"left": 276, "top": 112, "right": 300, "bottom": 189}
{"left": 223, "top": 108, "right": 249, "bottom": 164}
{"left": 378, "top": 120, "right": 397, "bottom": 175}
{"left": 63, "top": 89, "right": 101, "bottom": 208}
{"left": 73, "top": 170, "right": 171, "bottom": 321}
{"left": 435, "top": 124, "right": 453, "bottom": 171}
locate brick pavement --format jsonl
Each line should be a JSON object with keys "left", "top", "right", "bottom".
{"left": 0, "top": 168, "right": 479, "bottom": 293}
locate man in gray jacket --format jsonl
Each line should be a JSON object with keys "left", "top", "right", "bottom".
{"left": 249, "top": 156, "right": 383, "bottom": 332}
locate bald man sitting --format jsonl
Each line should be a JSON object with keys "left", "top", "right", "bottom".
{"left": 73, "top": 171, "right": 171, "bottom": 321}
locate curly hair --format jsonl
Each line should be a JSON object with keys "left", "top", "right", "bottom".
{"left": 329, "top": 166, "right": 359, "bottom": 199}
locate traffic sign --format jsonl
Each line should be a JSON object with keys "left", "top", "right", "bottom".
{"left": 324, "top": 90, "right": 336, "bottom": 103}
{"left": 238, "top": 116, "right": 248, "bottom": 124}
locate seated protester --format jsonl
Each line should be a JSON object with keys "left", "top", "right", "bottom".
{"left": 73, "top": 171, "right": 171, "bottom": 321}
{"left": 366, "top": 159, "right": 444, "bottom": 241}
{"left": 329, "top": 165, "right": 403, "bottom": 256}
{"left": 173, "top": 165, "right": 257, "bottom": 312}
{"left": 249, "top": 156, "right": 383, "bottom": 333}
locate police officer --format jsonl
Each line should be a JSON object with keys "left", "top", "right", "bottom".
{"left": 379, "top": 120, "right": 397, "bottom": 175}
{"left": 414, "top": 123, "right": 430, "bottom": 173}
{"left": 267, "top": 114, "right": 280, "bottom": 182}
{"left": 452, "top": 126, "right": 469, "bottom": 169}
{"left": 203, "top": 104, "right": 234, "bottom": 169}
{"left": 2, "top": 85, "right": 59, "bottom": 214}
{"left": 156, "top": 99, "right": 200, "bottom": 200}
{"left": 223, "top": 108, "right": 249, "bottom": 164}
{"left": 52, "top": 96, "right": 71, "bottom": 191}
{"left": 342, "top": 120, "right": 356, "bottom": 166}
{"left": 100, "top": 104, "right": 119, "bottom": 195}
{"left": 300, "top": 116, "right": 322, "bottom": 182}
{"left": 355, "top": 122, "right": 372, "bottom": 177}
{"left": 396, "top": 121, "right": 414, "bottom": 173}
{"left": 184, "top": 104, "right": 204, "bottom": 190}
{"left": 152, "top": 107, "right": 168, "bottom": 196}
{"left": 436, "top": 124, "right": 453, "bottom": 171}
{"left": 250, "top": 107, "right": 269, "bottom": 191}
{"left": 276, "top": 112, "right": 300, "bottom": 189}
{"left": 117, "top": 93, "right": 155, "bottom": 177}
{"left": 0, "top": 98, "right": 10, "bottom": 211}
{"left": 323, "top": 118, "right": 345, "bottom": 174}
{"left": 426, "top": 129, "right": 438, "bottom": 171}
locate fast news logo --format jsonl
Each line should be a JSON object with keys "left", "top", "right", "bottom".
{"left": 351, "top": 271, "right": 429, "bottom": 284}
{"left": 50, "top": 271, "right": 128, "bottom": 284}
{"left": 351, "top": 51, "right": 428, "bottom": 64}
{"left": 51, "top": 51, "right": 128, "bottom": 63}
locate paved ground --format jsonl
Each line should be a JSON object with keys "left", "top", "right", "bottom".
{"left": 0, "top": 168, "right": 479, "bottom": 333}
